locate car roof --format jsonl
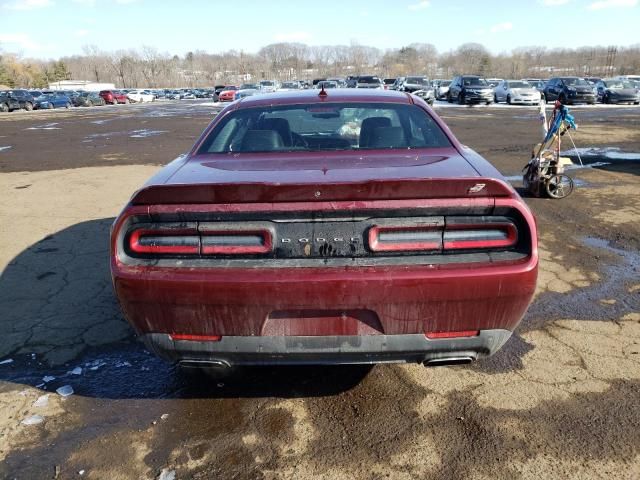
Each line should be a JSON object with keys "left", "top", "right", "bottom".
{"left": 235, "top": 89, "right": 413, "bottom": 108}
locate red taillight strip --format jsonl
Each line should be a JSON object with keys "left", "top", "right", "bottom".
{"left": 129, "top": 228, "right": 200, "bottom": 254}
{"left": 443, "top": 222, "right": 517, "bottom": 250}
{"left": 170, "top": 333, "right": 222, "bottom": 342}
{"left": 425, "top": 330, "right": 480, "bottom": 339}
{"left": 368, "top": 225, "right": 442, "bottom": 252}
{"left": 200, "top": 229, "right": 273, "bottom": 254}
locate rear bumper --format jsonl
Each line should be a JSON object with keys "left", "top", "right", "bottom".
{"left": 142, "top": 329, "right": 512, "bottom": 366}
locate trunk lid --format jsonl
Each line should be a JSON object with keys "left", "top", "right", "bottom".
{"left": 131, "top": 150, "right": 514, "bottom": 205}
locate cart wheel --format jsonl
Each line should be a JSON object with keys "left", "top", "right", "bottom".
{"left": 545, "top": 174, "right": 574, "bottom": 199}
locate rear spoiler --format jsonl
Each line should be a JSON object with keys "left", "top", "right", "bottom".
{"left": 131, "top": 178, "right": 516, "bottom": 205}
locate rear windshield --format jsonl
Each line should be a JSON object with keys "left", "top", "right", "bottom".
{"left": 198, "top": 103, "right": 452, "bottom": 154}
{"left": 406, "top": 77, "right": 429, "bottom": 85}
{"left": 507, "top": 81, "right": 531, "bottom": 88}
{"left": 462, "top": 77, "right": 488, "bottom": 86}
{"left": 358, "top": 77, "right": 381, "bottom": 84}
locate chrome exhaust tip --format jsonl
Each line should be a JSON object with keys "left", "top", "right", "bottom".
{"left": 424, "top": 356, "right": 474, "bottom": 367}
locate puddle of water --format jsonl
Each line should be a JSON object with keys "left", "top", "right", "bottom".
{"left": 0, "top": 146, "right": 12, "bottom": 152}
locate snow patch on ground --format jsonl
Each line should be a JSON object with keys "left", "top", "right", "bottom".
{"left": 26, "top": 123, "right": 60, "bottom": 130}
{"left": 129, "top": 129, "right": 167, "bottom": 138}
{"left": 561, "top": 147, "right": 640, "bottom": 161}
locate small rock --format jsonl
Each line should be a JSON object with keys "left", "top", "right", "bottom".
{"left": 152, "top": 421, "right": 157, "bottom": 425}
{"left": 217, "top": 383, "right": 224, "bottom": 388}
{"left": 68, "top": 367, "right": 82, "bottom": 375}
{"left": 78, "top": 470, "right": 85, "bottom": 476}
{"left": 160, "top": 414, "right": 169, "bottom": 420}
{"left": 56, "top": 385, "right": 74, "bottom": 397}
{"left": 115, "top": 361, "right": 132, "bottom": 368}
{"left": 157, "top": 468, "right": 176, "bottom": 480}
{"left": 0, "top": 358, "right": 13, "bottom": 365}
{"left": 33, "top": 394, "right": 49, "bottom": 407}
{"left": 21, "top": 415, "right": 44, "bottom": 425}
{"left": 43, "top": 375, "right": 56, "bottom": 383}
{"left": 457, "top": 416, "right": 465, "bottom": 421}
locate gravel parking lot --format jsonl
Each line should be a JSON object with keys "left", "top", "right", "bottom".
{"left": 1, "top": 100, "right": 639, "bottom": 479}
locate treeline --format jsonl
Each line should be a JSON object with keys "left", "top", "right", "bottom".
{"left": 1, "top": 42, "right": 640, "bottom": 89}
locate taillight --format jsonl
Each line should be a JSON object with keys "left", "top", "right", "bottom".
{"left": 126, "top": 223, "right": 273, "bottom": 256}
{"left": 368, "top": 217, "right": 518, "bottom": 253}
{"left": 443, "top": 222, "right": 517, "bottom": 250}
{"left": 129, "top": 228, "right": 199, "bottom": 254}
{"left": 368, "top": 223, "right": 442, "bottom": 252}
{"left": 200, "top": 227, "right": 272, "bottom": 254}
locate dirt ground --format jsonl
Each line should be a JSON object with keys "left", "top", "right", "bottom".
{"left": 0, "top": 100, "right": 639, "bottom": 479}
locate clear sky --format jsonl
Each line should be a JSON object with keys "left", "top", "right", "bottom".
{"left": 1, "top": 0, "right": 638, "bottom": 59}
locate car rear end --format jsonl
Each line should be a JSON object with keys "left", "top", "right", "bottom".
{"left": 110, "top": 91, "right": 538, "bottom": 370}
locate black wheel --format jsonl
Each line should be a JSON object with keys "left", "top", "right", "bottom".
{"left": 47, "top": 102, "right": 54, "bottom": 109}
{"left": 458, "top": 92, "right": 465, "bottom": 105}
{"left": 507, "top": 94, "right": 512, "bottom": 105}
{"left": 24, "top": 102, "right": 33, "bottom": 111}
{"left": 446, "top": 92, "right": 452, "bottom": 103}
{"left": 543, "top": 94, "right": 549, "bottom": 104}
{"left": 545, "top": 174, "right": 574, "bottom": 199}
{"left": 494, "top": 94, "right": 499, "bottom": 103}
{"left": 634, "top": 102, "right": 639, "bottom": 105}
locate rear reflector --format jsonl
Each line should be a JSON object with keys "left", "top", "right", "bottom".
{"left": 425, "top": 330, "right": 480, "bottom": 339}
{"left": 170, "top": 333, "right": 222, "bottom": 342}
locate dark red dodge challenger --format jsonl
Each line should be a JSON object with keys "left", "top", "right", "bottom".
{"left": 110, "top": 89, "right": 538, "bottom": 370}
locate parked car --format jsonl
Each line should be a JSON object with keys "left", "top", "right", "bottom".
{"left": 356, "top": 75, "right": 384, "bottom": 89}
{"left": 110, "top": 89, "right": 538, "bottom": 371}
{"left": 435, "top": 80, "right": 451, "bottom": 100}
{"left": 595, "top": 78, "right": 640, "bottom": 104}
{"left": 73, "top": 92, "right": 106, "bottom": 107}
{"left": 383, "top": 78, "right": 396, "bottom": 90}
{"left": 218, "top": 86, "right": 238, "bottom": 102}
{"left": 259, "top": 80, "right": 278, "bottom": 93}
{"left": 448, "top": 76, "right": 494, "bottom": 104}
{"left": 1, "top": 90, "right": 35, "bottom": 111}
{"left": 29, "top": 91, "right": 52, "bottom": 109}
{"left": 0, "top": 91, "right": 21, "bottom": 112}
{"left": 41, "top": 92, "right": 72, "bottom": 109}
{"left": 411, "top": 87, "right": 435, "bottom": 105}
{"left": 486, "top": 78, "right": 503, "bottom": 88}
{"left": 542, "top": 77, "right": 595, "bottom": 105}
{"left": 493, "top": 80, "right": 542, "bottom": 105}
{"left": 100, "top": 90, "right": 128, "bottom": 105}
{"left": 398, "top": 76, "right": 431, "bottom": 93}
{"left": 316, "top": 80, "right": 338, "bottom": 89}
{"left": 278, "top": 81, "right": 302, "bottom": 92}
{"left": 127, "top": 90, "right": 155, "bottom": 103}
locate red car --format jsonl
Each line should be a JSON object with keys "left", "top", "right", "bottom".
{"left": 99, "top": 90, "right": 129, "bottom": 105}
{"left": 110, "top": 89, "right": 538, "bottom": 371}
{"left": 217, "top": 86, "right": 238, "bottom": 102}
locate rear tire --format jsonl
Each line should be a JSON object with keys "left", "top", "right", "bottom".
{"left": 507, "top": 94, "right": 512, "bottom": 105}
{"left": 458, "top": 92, "right": 465, "bottom": 105}
{"left": 24, "top": 102, "right": 33, "bottom": 111}
{"left": 47, "top": 103, "right": 54, "bottom": 109}
{"left": 494, "top": 94, "right": 499, "bottom": 103}
{"left": 0, "top": 102, "right": 8, "bottom": 113}
{"left": 65, "top": 102, "right": 71, "bottom": 109}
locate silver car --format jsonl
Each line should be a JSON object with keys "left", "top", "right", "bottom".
{"left": 493, "top": 80, "right": 542, "bottom": 105}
